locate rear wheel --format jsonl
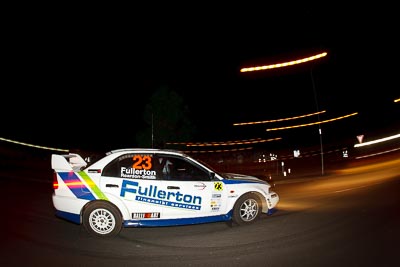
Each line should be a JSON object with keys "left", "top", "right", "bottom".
{"left": 82, "top": 201, "right": 122, "bottom": 238}
{"left": 232, "top": 193, "right": 261, "bottom": 225}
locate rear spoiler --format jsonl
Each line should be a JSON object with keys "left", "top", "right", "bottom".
{"left": 51, "top": 153, "right": 87, "bottom": 172}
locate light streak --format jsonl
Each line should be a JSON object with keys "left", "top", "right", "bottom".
{"left": 266, "top": 112, "right": 358, "bottom": 131}
{"left": 233, "top": 111, "right": 326, "bottom": 126}
{"left": 354, "top": 133, "right": 400, "bottom": 148}
{"left": 0, "top": 137, "right": 69, "bottom": 152}
{"left": 166, "top": 137, "right": 282, "bottom": 147}
{"left": 355, "top": 147, "right": 400, "bottom": 159}
{"left": 240, "top": 52, "right": 327, "bottom": 73}
{"left": 183, "top": 147, "right": 253, "bottom": 154}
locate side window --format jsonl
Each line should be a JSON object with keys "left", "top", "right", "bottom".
{"left": 158, "top": 157, "right": 173, "bottom": 180}
{"left": 162, "top": 157, "right": 210, "bottom": 181}
{"left": 102, "top": 153, "right": 157, "bottom": 180}
{"left": 154, "top": 155, "right": 174, "bottom": 180}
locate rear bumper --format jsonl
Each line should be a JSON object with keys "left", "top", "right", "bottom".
{"left": 52, "top": 193, "right": 89, "bottom": 224}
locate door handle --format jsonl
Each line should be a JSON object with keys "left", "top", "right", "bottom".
{"left": 167, "top": 186, "right": 180, "bottom": 189}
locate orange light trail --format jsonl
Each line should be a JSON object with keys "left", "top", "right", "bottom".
{"left": 266, "top": 112, "right": 358, "bottom": 131}
{"left": 0, "top": 137, "right": 69, "bottom": 152}
{"left": 240, "top": 52, "right": 327, "bottom": 73}
{"left": 233, "top": 110, "right": 326, "bottom": 126}
{"left": 65, "top": 181, "right": 85, "bottom": 188}
{"left": 183, "top": 146, "right": 253, "bottom": 154}
{"left": 166, "top": 137, "right": 282, "bottom": 147}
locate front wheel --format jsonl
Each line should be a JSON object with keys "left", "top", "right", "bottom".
{"left": 232, "top": 193, "right": 261, "bottom": 225}
{"left": 82, "top": 201, "right": 122, "bottom": 238}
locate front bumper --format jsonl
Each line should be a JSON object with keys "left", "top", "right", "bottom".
{"left": 267, "top": 191, "right": 279, "bottom": 209}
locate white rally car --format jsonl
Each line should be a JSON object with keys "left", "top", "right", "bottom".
{"left": 51, "top": 148, "right": 279, "bottom": 237}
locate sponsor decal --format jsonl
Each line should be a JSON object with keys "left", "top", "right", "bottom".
{"left": 214, "top": 182, "right": 223, "bottom": 191}
{"left": 121, "top": 167, "right": 156, "bottom": 179}
{"left": 194, "top": 182, "right": 207, "bottom": 190}
{"left": 211, "top": 200, "right": 221, "bottom": 212}
{"left": 119, "top": 154, "right": 157, "bottom": 179}
{"left": 132, "top": 212, "right": 160, "bottom": 219}
{"left": 131, "top": 155, "right": 153, "bottom": 170}
{"left": 211, "top": 191, "right": 222, "bottom": 212}
{"left": 120, "top": 180, "right": 202, "bottom": 210}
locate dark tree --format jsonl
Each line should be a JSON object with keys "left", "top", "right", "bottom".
{"left": 136, "top": 85, "right": 196, "bottom": 148}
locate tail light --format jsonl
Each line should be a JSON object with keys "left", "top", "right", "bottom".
{"left": 53, "top": 172, "right": 59, "bottom": 190}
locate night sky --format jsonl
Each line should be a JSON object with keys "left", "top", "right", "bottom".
{"left": 2, "top": 4, "right": 399, "bottom": 152}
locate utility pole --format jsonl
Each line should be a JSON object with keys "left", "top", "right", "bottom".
{"left": 311, "top": 67, "right": 324, "bottom": 176}
{"left": 151, "top": 111, "right": 154, "bottom": 148}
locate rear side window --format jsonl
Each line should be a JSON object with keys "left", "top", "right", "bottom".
{"left": 102, "top": 153, "right": 157, "bottom": 180}
{"left": 101, "top": 153, "right": 211, "bottom": 181}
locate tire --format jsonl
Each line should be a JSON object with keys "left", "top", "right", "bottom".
{"left": 82, "top": 201, "right": 122, "bottom": 238}
{"left": 232, "top": 193, "right": 262, "bottom": 225}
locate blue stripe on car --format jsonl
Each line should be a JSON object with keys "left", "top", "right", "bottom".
{"left": 123, "top": 211, "right": 233, "bottom": 227}
{"left": 222, "top": 179, "right": 262, "bottom": 184}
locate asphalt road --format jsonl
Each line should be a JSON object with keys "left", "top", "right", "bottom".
{"left": 1, "top": 153, "right": 400, "bottom": 267}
